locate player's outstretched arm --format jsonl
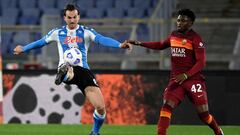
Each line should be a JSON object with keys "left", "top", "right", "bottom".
{"left": 126, "top": 39, "right": 170, "bottom": 50}
{"left": 13, "top": 45, "right": 24, "bottom": 55}
{"left": 13, "top": 38, "right": 47, "bottom": 55}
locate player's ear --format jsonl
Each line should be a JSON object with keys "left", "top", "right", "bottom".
{"left": 190, "top": 20, "right": 194, "bottom": 25}
{"left": 188, "top": 20, "right": 193, "bottom": 27}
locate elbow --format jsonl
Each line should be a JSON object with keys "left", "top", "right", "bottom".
{"left": 203, "top": 62, "right": 206, "bottom": 67}
{"left": 200, "top": 60, "right": 206, "bottom": 68}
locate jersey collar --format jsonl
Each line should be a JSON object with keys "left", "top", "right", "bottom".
{"left": 66, "top": 24, "right": 79, "bottom": 31}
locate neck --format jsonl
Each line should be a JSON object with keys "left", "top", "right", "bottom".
{"left": 67, "top": 25, "right": 78, "bottom": 30}
{"left": 178, "top": 28, "right": 191, "bottom": 34}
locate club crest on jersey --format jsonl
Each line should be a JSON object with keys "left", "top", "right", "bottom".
{"left": 64, "top": 36, "right": 83, "bottom": 44}
{"left": 182, "top": 39, "right": 187, "bottom": 45}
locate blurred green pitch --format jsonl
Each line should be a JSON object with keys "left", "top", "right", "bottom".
{"left": 0, "top": 124, "right": 239, "bottom": 135}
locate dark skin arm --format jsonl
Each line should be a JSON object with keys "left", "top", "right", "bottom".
{"left": 127, "top": 40, "right": 189, "bottom": 84}
{"left": 126, "top": 40, "right": 142, "bottom": 45}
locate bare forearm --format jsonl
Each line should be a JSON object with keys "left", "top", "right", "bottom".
{"left": 141, "top": 42, "right": 169, "bottom": 50}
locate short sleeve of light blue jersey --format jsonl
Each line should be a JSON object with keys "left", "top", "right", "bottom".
{"left": 23, "top": 28, "right": 58, "bottom": 53}
{"left": 84, "top": 27, "right": 121, "bottom": 48}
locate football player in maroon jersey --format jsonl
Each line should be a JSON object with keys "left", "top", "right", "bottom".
{"left": 127, "top": 9, "right": 224, "bottom": 135}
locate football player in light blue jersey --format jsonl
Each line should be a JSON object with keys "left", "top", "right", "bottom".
{"left": 14, "top": 4, "right": 132, "bottom": 135}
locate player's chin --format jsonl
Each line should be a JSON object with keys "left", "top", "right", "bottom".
{"left": 177, "top": 28, "right": 184, "bottom": 33}
{"left": 69, "top": 24, "right": 77, "bottom": 28}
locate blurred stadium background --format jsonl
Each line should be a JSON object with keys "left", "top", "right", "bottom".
{"left": 0, "top": 0, "right": 240, "bottom": 134}
{"left": 1, "top": 0, "right": 239, "bottom": 70}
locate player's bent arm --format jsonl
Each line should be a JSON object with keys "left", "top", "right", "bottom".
{"left": 22, "top": 38, "right": 47, "bottom": 53}
{"left": 94, "top": 34, "right": 121, "bottom": 48}
{"left": 186, "top": 35, "right": 206, "bottom": 77}
{"left": 186, "top": 49, "right": 206, "bottom": 77}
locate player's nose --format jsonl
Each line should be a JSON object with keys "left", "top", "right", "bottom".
{"left": 70, "top": 18, "right": 75, "bottom": 22}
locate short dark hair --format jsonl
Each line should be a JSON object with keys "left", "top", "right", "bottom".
{"left": 177, "top": 9, "right": 196, "bottom": 22}
{"left": 63, "top": 4, "right": 80, "bottom": 16}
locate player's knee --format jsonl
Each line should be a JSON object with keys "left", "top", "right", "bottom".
{"left": 66, "top": 67, "right": 74, "bottom": 80}
{"left": 164, "top": 99, "right": 176, "bottom": 108}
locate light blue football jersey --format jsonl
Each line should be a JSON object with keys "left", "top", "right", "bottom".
{"left": 23, "top": 25, "right": 121, "bottom": 69}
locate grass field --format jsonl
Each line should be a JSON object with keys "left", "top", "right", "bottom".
{"left": 0, "top": 124, "right": 239, "bottom": 135}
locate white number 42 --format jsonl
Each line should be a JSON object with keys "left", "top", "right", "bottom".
{"left": 191, "top": 84, "right": 202, "bottom": 93}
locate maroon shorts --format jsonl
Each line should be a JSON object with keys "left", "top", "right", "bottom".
{"left": 163, "top": 79, "right": 208, "bottom": 106}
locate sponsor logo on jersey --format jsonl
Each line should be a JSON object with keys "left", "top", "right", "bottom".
{"left": 64, "top": 36, "right": 83, "bottom": 44}
{"left": 171, "top": 47, "right": 186, "bottom": 57}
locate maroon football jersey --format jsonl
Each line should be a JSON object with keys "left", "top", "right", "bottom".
{"left": 141, "top": 29, "right": 206, "bottom": 79}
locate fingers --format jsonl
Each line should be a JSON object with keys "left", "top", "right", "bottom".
{"left": 125, "top": 40, "right": 135, "bottom": 44}
{"left": 127, "top": 43, "right": 133, "bottom": 51}
{"left": 174, "top": 78, "right": 180, "bottom": 83}
{"left": 178, "top": 80, "right": 184, "bottom": 85}
{"left": 174, "top": 74, "right": 187, "bottom": 85}
{"left": 13, "top": 48, "right": 18, "bottom": 55}
{"left": 13, "top": 48, "right": 20, "bottom": 55}
{"left": 120, "top": 42, "right": 132, "bottom": 49}
{"left": 13, "top": 45, "right": 23, "bottom": 55}
{"left": 120, "top": 39, "right": 141, "bottom": 52}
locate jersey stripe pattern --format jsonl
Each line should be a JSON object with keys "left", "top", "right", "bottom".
{"left": 23, "top": 25, "right": 121, "bottom": 69}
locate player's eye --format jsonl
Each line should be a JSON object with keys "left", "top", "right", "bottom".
{"left": 177, "top": 19, "right": 187, "bottom": 23}
{"left": 177, "top": 19, "right": 182, "bottom": 23}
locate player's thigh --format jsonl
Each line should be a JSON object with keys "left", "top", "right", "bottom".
{"left": 85, "top": 86, "right": 105, "bottom": 110}
{"left": 163, "top": 81, "right": 185, "bottom": 106}
{"left": 184, "top": 79, "right": 208, "bottom": 106}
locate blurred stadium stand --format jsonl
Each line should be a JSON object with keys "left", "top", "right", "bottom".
{"left": 38, "top": 0, "right": 56, "bottom": 10}
{"left": 19, "top": 8, "right": 41, "bottom": 24}
{"left": 18, "top": 0, "right": 37, "bottom": 9}
{"left": 1, "top": 0, "right": 240, "bottom": 70}
{"left": 177, "top": 0, "right": 240, "bottom": 69}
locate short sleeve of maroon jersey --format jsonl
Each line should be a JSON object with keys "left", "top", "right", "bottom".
{"left": 140, "top": 35, "right": 171, "bottom": 50}
{"left": 186, "top": 33, "right": 206, "bottom": 77}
